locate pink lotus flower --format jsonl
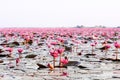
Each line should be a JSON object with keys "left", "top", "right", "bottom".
{"left": 104, "top": 44, "right": 110, "bottom": 58}
{"left": 94, "top": 41, "right": 98, "bottom": 45}
{"left": 91, "top": 43, "right": 96, "bottom": 54}
{"left": 114, "top": 42, "right": 120, "bottom": 60}
{"left": 17, "top": 48, "right": 23, "bottom": 58}
{"left": 46, "top": 43, "right": 52, "bottom": 48}
{"left": 6, "top": 48, "right": 13, "bottom": 53}
{"left": 17, "top": 48, "right": 23, "bottom": 53}
{"left": 91, "top": 43, "right": 95, "bottom": 46}
{"left": 25, "top": 36, "right": 30, "bottom": 41}
{"left": 16, "top": 58, "right": 20, "bottom": 66}
{"left": 61, "top": 72, "right": 68, "bottom": 76}
{"left": 105, "top": 44, "right": 111, "bottom": 49}
{"left": 57, "top": 37, "right": 64, "bottom": 43}
{"left": 50, "top": 50, "right": 59, "bottom": 68}
{"left": 50, "top": 42, "right": 57, "bottom": 45}
{"left": 114, "top": 42, "right": 120, "bottom": 48}
{"left": 101, "top": 32, "right": 107, "bottom": 37}
{"left": 61, "top": 58, "right": 68, "bottom": 65}
{"left": 57, "top": 48, "right": 65, "bottom": 67}
{"left": 92, "top": 35, "right": 98, "bottom": 40}
{"left": 57, "top": 48, "right": 65, "bottom": 54}
{"left": 50, "top": 50, "right": 59, "bottom": 58}
{"left": 6, "top": 47, "right": 13, "bottom": 57}
{"left": 60, "top": 57, "right": 68, "bottom": 65}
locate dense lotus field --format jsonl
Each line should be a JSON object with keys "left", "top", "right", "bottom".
{"left": 0, "top": 28, "right": 120, "bottom": 80}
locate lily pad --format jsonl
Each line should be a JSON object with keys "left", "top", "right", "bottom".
{"left": 25, "top": 54, "right": 37, "bottom": 58}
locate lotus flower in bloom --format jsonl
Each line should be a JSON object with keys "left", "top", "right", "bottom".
{"left": 57, "top": 48, "right": 65, "bottom": 66}
{"left": 104, "top": 44, "right": 110, "bottom": 57}
{"left": 91, "top": 43, "right": 95, "bottom": 47}
{"left": 17, "top": 48, "right": 23, "bottom": 58}
{"left": 105, "top": 44, "right": 111, "bottom": 50}
{"left": 91, "top": 43, "right": 95, "bottom": 54}
{"left": 101, "top": 32, "right": 107, "bottom": 37}
{"left": 17, "top": 48, "right": 23, "bottom": 53}
{"left": 57, "top": 37, "right": 64, "bottom": 43}
{"left": 114, "top": 42, "right": 120, "bottom": 48}
{"left": 6, "top": 48, "right": 13, "bottom": 53}
{"left": 50, "top": 50, "right": 59, "bottom": 68}
{"left": 114, "top": 42, "right": 120, "bottom": 60}
{"left": 57, "top": 48, "right": 65, "bottom": 54}
{"left": 60, "top": 57, "right": 68, "bottom": 65}
{"left": 25, "top": 36, "right": 30, "bottom": 41}
{"left": 50, "top": 50, "right": 59, "bottom": 58}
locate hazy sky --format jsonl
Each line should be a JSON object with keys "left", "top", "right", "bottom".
{"left": 0, "top": 0, "right": 120, "bottom": 27}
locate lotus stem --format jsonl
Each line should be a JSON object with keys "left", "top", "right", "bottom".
{"left": 92, "top": 46, "right": 94, "bottom": 54}
{"left": 116, "top": 48, "right": 118, "bottom": 60}
{"left": 59, "top": 53, "right": 62, "bottom": 67}
{"left": 105, "top": 49, "right": 107, "bottom": 58}
{"left": 53, "top": 57, "right": 55, "bottom": 68}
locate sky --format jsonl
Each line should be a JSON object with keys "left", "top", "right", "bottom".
{"left": 0, "top": 0, "right": 120, "bottom": 28}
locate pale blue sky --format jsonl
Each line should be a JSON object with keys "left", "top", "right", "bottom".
{"left": 0, "top": 0, "right": 120, "bottom": 27}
